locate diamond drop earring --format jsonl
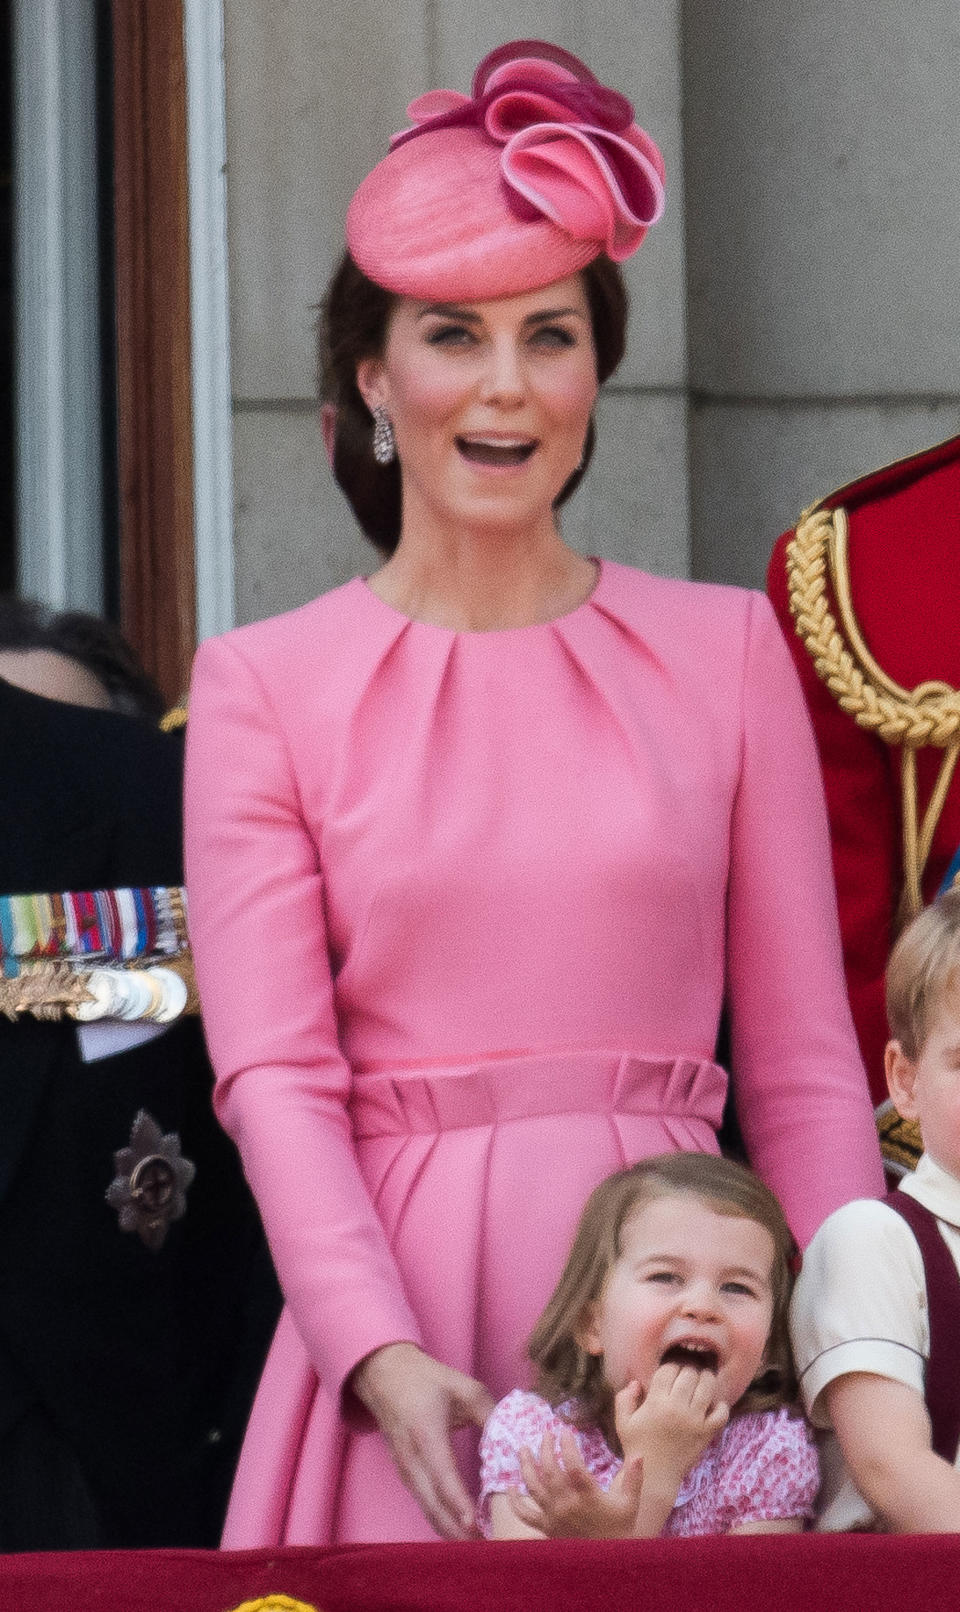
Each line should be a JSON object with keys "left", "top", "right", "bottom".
{"left": 372, "top": 404, "right": 396, "bottom": 466}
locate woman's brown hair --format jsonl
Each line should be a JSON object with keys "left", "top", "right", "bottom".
{"left": 528, "top": 1153, "right": 799, "bottom": 1450}
{"left": 317, "top": 251, "right": 629, "bottom": 554}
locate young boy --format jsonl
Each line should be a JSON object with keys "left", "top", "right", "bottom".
{"left": 791, "top": 888, "right": 960, "bottom": 1532}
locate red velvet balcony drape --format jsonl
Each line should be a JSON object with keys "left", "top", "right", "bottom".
{"left": 0, "top": 1534, "right": 958, "bottom": 1611}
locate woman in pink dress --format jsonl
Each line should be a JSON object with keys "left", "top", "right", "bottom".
{"left": 184, "top": 40, "right": 884, "bottom": 1548}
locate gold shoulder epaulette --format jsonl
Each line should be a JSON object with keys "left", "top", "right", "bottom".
{"left": 786, "top": 500, "right": 960, "bottom": 926}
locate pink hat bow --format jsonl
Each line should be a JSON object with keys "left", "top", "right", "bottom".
{"left": 392, "top": 43, "right": 665, "bottom": 262}
{"left": 346, "top": 40, "right": 666, "bottom": 300}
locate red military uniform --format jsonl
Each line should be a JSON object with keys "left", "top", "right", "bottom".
{"left": 768, "top": 434, "right": 960, "bottom": 1112}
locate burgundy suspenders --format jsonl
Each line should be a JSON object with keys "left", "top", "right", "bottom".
{"left": 884, "top": 1190, "right": 960, "bottom": 1464}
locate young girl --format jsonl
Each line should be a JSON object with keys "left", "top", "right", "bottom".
{"left": 480, "top": 1153, "right": 818, "bottom": 1538}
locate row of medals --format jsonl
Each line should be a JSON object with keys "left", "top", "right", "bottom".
{"left": 73, "top": 964, "right": 188, "bottom": 1024}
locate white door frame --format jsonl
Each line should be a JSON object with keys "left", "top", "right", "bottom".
{"left": 184, "top": 0, "right": 236, "bottom": 641}
{"left": 13, "top": 0, "right": 103, "bottom": 611}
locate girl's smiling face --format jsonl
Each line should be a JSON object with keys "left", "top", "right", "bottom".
{"left": 579, "top": 1191, "right": 776, "bottom": 1411}
{"left": 355, "top": 275, "right": 598, "bottom": 546}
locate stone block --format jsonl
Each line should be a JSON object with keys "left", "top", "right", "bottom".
{"left": 232, "top": 406, "right": 373, "bottom": 625}
{"left": 564, "top": 390, "right": 690, "bottom": 578}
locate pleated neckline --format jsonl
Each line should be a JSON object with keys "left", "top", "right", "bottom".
{"left": 353, "top": 557, "right": 610, "bottom": 640}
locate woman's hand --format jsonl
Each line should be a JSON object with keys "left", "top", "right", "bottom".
{"left": 508, "top": 1428, "right": 645, "bottom": 1538}
{"left": 350, "top": 1341, "right": 494, "bottom": 1539}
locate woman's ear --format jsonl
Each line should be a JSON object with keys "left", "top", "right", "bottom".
{"left": 320, "top": 403, "right": 337, "bottom": 469}
{"left": 355, "top": 356, "right": 386, "bottom": 414}
{"left": 885, "top": 1039, "right": 920, "bottom": 1120}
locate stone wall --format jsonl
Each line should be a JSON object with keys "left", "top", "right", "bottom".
{"left": 683, "top": 0, "right": 960, "bottom": 586}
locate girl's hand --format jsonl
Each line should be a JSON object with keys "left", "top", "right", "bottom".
{"left": 350, "top": 1341, "right": 494, "bottom": 1539}
{"left": 617, "top": 1367, "right": 728, "bottom": 1483}
{"left": 507, "top": 1428, "right": 645, "bottom": 1539}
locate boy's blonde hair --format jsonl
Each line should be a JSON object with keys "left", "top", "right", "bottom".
{"left": 528, "top": 1153, "right": 798, "bottom": 1450}
{"left": 886, "top": 887, "right": 960, "bottom": 1061}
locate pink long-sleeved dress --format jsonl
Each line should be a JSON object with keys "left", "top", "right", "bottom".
{"left": 184, "top": 560, "right": 883, "bottom": 1546}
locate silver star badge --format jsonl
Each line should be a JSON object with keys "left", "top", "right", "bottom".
{"left": 105, "top": 1110, "right": 196, "bottom": 1250}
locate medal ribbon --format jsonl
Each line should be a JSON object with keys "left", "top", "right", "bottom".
{"left": 0, "top": 888, "right": 189, "bottom": 969}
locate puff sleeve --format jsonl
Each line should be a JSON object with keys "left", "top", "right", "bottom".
{"left": 712, "top": 1411, "right": 819, "bottom": 1529}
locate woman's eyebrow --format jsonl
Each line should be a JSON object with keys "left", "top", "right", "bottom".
{"left": 524, "top": 307, "right": 585, "bottom": 324}
{"left": 417, "top": 303, "right": 482, "bottom": 321}
{"left": 415, "top": 304, "right": 586, "bottom": 324}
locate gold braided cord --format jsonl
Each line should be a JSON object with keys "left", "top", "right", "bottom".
{"left": 899, "top": 746, "right": 960, "bottom": 922}
{"left": 786, "top": 503, "right": 960, "bottom": 924}
{"left": 787, "top": 504, "right": 960, "bottom": 746}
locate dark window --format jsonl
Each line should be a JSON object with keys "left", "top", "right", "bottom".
{"left": 0, "top": 0, "right": 13, "bottom": 593}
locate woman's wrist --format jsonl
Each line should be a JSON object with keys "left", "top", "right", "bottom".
{"left": 349, "top": 1340, "right": 423, "bottom": 1413}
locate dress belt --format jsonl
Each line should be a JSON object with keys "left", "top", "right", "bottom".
{"left": 350, "top": 1050, "right": 727, "bottom": 1139}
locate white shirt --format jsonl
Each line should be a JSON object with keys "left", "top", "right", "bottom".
{"left": 790, "top": 1153, "right": 960, "bottom": 1531}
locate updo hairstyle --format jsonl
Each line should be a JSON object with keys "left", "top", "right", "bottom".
{"left": 318, "top": 252, "right": 629, "bottom": 555}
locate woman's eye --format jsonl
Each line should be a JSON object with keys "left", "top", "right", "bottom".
{"left": 646, "top": 1271, "right": 678, "bottom": 1285}
{"left": 531, "top": 325, "right": 576, "bottom": 348}
{"left": 426, "top": 323, "right": 475, "bottom": 347}
{"left": 721, "top": 1282, "right": 756, "bottom": 1297}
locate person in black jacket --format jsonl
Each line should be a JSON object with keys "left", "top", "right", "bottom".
{"left": 0, "top": 599, "right": 278, "bottom": 1549}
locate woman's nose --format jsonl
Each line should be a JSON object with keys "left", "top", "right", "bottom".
{"left": 477, "top": 339, "right": 526, "bottom": 405}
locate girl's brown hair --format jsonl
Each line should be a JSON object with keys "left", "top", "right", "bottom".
{"left": 317, "top": 251, "right": 629, "bottom": 554}
{"left": 529, "top": 1153, "right": 799, "bottom": 1449}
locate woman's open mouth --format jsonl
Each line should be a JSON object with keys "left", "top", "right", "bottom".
{"left": 455, "top": 435, "right": 537, "bottom": 467}
{"left": 659, "top": 1342, "right": 720, "bottom": 1374}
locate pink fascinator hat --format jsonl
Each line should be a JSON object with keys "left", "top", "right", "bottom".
{"left": 346, "top": 40, "right": 665, "bottom": 301}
